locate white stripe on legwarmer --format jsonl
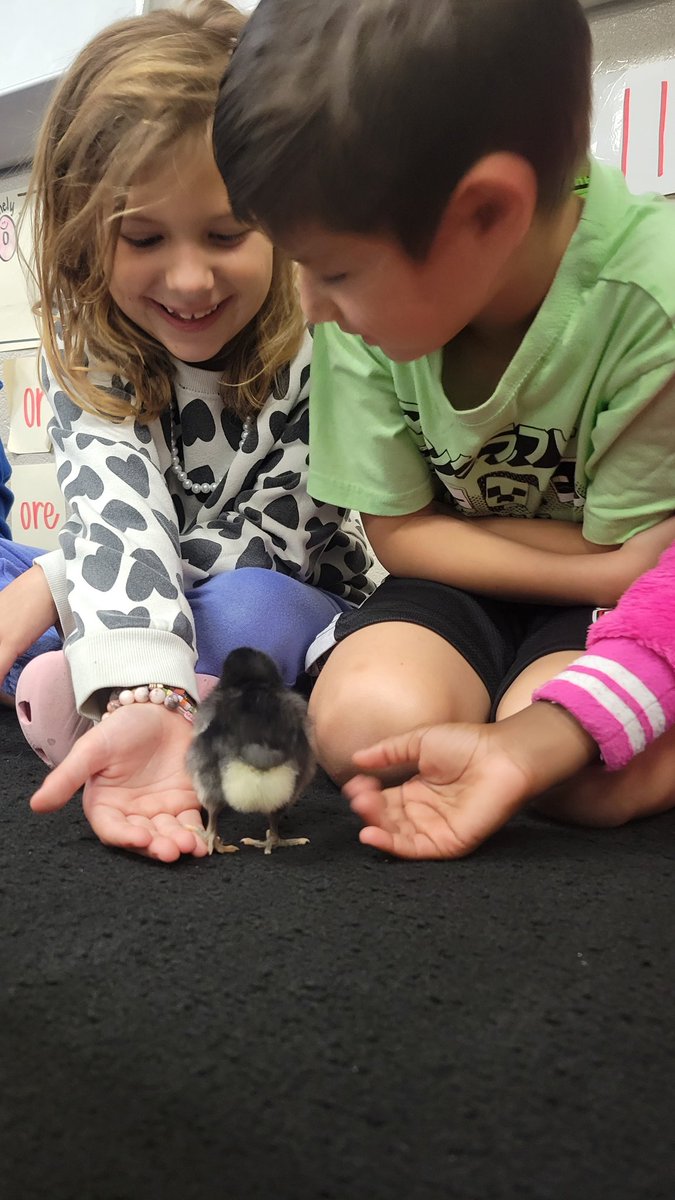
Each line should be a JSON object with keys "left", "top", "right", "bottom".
{"left": 553, "top": 670, "right": 647, "bottom": 758}
{"left": 568, "top": 655, "right": 666, "bottom": 738}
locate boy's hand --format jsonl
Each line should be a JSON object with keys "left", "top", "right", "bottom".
{"left": 30, "top": 703, "right": 208, "bottom": 863}
{"left": 0, "top": 565, "right": 58, "bottom": 681}
{"left": 344, "top": 705, "right": 598, "bottom": 859}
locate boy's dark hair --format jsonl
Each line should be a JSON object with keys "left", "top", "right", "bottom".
{"left": 214, "top": 0, "right": 592, "bottom": 259}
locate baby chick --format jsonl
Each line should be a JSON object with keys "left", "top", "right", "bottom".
{"left": 187, "top": 647, "right": 315, "bottom": 855}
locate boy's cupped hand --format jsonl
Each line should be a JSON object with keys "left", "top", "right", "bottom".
{"left": 30, "top": 702, "right": 208, "bottom": 862}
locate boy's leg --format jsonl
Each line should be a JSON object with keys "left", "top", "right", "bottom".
{"left": 494, "top": 650, "right": 580, "bottom": 720}
{"left": 308, "top": 578, "right": 519, "bottom": 784}
{"left": 309, "top": 622, "right": 490, "bottom": 784}
{"left": 492, "top": 605, "right": 593, "bottom": 720}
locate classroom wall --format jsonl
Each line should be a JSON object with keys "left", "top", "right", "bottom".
{"left": 0, "top": 0, "right": 674, "bottom": 542}
{"left": 591, "top": 0, "right": 675, "bottom": 66}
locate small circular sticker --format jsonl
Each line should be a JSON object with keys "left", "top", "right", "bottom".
{"left": 0, "top": 214, "right": 17, "bottom": 262}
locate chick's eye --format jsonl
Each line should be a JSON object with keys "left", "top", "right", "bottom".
{"left": 322, "top": 273, "right": 348, "bottom": 286}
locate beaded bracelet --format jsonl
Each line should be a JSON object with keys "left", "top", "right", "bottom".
{"left": 103, "top": 683, "right": 197, "bottom": 724}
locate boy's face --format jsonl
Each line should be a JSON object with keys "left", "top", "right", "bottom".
{"left": 281, "top": 222, "right": 500, "bottom": 361}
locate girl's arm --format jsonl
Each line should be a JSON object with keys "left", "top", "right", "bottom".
{"left": 344, "top": 703, "right": 599, "bottom": 861}
{"left": 345, "top": 538, "right": 675, "bottom": 859}
{"left": 44, "top": 360, "right": 197, "bottom": 719}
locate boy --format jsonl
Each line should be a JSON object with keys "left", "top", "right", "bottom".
{"left": 213, "top": 0, "right": 675, "bottom": 846}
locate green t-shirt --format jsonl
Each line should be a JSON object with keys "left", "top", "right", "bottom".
{"left": 308, "top": 161, "right": 675, "bottom": 545}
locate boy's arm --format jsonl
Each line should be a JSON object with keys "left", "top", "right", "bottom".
{"left": 468, "top": 516, "right": 596, "bottom": 555}
{"left": 363, "top": 507, "right": 675, "bottom": 606}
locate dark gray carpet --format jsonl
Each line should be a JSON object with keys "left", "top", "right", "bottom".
{"left": 1, "top": 705, "right": 675, "bottom": 1200}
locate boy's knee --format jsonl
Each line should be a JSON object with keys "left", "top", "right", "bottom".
{"left": 309, "top": 659, "right": 434, "bottom": 785}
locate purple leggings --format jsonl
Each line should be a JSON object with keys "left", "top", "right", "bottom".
{"left": 186, "top": 567, "right": 351, "bottom": 686}
{"left": 15, "top": 566, "right": 351, "bottom": 766}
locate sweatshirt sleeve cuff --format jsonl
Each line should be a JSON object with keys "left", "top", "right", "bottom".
{"left": 65, "top": 629, "right": 198, "bottom": 721}
{"left": 34, "top": 549, "right": 76, "bottom": 639}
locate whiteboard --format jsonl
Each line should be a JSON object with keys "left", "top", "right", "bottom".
{"left": 3, "top": 1, "right": 144, "bottom": 96}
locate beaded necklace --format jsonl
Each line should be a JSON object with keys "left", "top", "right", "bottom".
{"left": 169, "top": 401, "right": 250, "bottom": 495}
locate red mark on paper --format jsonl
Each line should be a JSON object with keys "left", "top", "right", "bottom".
{"left": 621, "top": 87, "right": 631, "bottom": 176}
{"left": 19, "top": 500, "right": 60, "bottom": 533}
{"left": 22, "top": 386, "right": 45, "bottom": 428}
{"left": 659, "top": 80, "right": 669, "bottom": 178}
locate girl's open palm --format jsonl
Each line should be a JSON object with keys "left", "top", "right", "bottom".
{"left": 30, "top": 703, "right": 208, "bottom": 862}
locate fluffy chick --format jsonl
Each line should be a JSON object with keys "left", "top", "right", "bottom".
{"left": 187, "top": 647, "right": 315, "bottom": 855}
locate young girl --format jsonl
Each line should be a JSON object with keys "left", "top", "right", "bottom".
{"left": 11, "top": 0, "right": 371, "bottom": 861}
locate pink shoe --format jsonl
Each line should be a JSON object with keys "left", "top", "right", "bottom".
{"left": 196, "top": 673, "right": 218, "bottom": 702}
{"left": 16, "top": 656, "right": 219, "bottom": 768}
{"left": 16, "top": 650, "right": 93, "bottom": 767}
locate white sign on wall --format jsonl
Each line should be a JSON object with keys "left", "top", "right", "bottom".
{"left": 0, "top": 187, "right": 39, "bottom": 351}
{"left": 5, "top": 355, "right": 52, "bottom": 453}
{"left": 3, "top": 353, "right": 60, "bottom": 550}
{"left": 593, "top": 58, "right": 675, "bottom": 195}
{"left": 8, "top": 463, "right": 64, "bottom": 550}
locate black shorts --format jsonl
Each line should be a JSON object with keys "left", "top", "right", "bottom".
{"left": 332, "top": 576, "right": 594, "bottom": 714}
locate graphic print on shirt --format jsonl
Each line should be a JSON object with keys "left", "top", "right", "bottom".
{"left": 400, "top": 403, "right": 584, "bottom": 519}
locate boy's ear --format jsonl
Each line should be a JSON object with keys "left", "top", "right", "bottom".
{"left": 438, "top": 153, "right": 538, "bottom": 250}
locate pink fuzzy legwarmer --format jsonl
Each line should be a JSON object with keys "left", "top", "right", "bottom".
{"left": 534, "top": 540, "right": 675, "bottom": 769}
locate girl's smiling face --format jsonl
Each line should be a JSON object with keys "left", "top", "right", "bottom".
{"left": 110, "top": 135, "right": 274, "bottom": 363}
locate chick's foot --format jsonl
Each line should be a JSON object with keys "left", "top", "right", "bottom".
{"left": 240, "top": 829, "right": 310, "bottom": 855}
{"left": 186, "top": 824, "right": 239, "bottom": 855}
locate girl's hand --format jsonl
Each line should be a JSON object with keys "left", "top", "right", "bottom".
{"left": 344, "top": 705, "right": 598, "bottom": 860}
{"left": 0, "top": 565, "right": 58, "bottom": 681}
{"left": 30, "top": 703, "right": 208, "bottom": 863}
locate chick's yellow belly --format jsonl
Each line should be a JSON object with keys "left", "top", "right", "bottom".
{"left": 221, "top": 760, "right": 298, "bottom": 814}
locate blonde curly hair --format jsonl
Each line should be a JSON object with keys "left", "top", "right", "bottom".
{"left": 28, "top": 0, "right": 304, "bottom": 423}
